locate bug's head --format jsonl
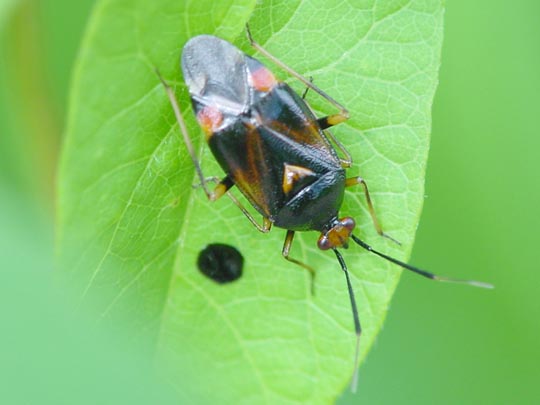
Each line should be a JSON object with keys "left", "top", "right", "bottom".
{"left": 317, "top": 217, "right": 356, "bottom": 250}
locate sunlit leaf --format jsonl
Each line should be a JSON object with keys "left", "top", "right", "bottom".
{"left": 58, "top": 0, "right": 443, "bottom": 402}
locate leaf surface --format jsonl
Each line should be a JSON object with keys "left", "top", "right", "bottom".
{"left": 57, "top": 0, "right": 443, "bottom": 402}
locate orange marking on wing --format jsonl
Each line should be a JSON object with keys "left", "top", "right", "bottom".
{"left": 197, "top": 106, "right": 223, "bottom": 139}
{"left": 250, "top": 66, "right": 277, "bottom": 92}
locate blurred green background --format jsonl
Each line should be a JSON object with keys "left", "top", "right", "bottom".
{"left": 1, "top": 0, "right": 538, "bottom": 404}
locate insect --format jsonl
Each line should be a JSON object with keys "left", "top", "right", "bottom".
{"left": 197, "top": 243, "right": 244, "bottom": 284}
{"left": 158, "top": 26, "right": 493, "bottom": 391}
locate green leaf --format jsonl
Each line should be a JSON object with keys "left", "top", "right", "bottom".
{"left": 0, "top": 0, "right": 18, "bottom": 28}
{"left": 57, "top": 0, "right": 443, "bottom": 402}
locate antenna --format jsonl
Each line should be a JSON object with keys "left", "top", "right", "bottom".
{"left": 333, "top": 249, "right": 361, "bottom": 392}
{"left": 351, "top": 235, "right": 494, "bottom": 289}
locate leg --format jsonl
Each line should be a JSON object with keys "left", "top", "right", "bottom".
{"left": 199, "top": 175, "right": 234, "bottom": 201}
{"left": 301, "top": 76, "right": 313, "bottom": 100}
{"left": 282, "top": 230, "right": 316, "bottom": 294}
{"left": 345, "top": 176, "right": 401, "bottom": 245}
{"left": 200, "top": 176, "right": 272, "bottom": 234}
{"left": 301, "top": 76, "right": 352, "bottom": 168}
{"left": 156, "top": 70, "right": 214, "bottom": 199}
{"left": 323, "top": 129, "right": 352, "bottom": 168}
{"left": 156, "top": 72, "right": 271, "bottom": 234}
{"left": 246, "top": 25, "right": 349, "bottom": 125}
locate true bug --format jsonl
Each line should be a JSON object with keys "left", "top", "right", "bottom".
{"left": 158, "top": 27, "right": 492, "bottom": 391}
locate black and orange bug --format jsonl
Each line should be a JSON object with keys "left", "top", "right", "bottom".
{"left": 158, "top": 27, "right": 493, "bottom": 390}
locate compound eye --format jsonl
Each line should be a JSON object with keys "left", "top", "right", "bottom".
{"left": 340, "top": 217, "right": 356, "bottom": 231}
{"left": 317, "top": 234, "right": 332, "bottom": 251}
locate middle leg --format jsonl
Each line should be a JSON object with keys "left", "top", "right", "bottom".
{"left": 282, "top": 230, "right": 316, "bottom": 295}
